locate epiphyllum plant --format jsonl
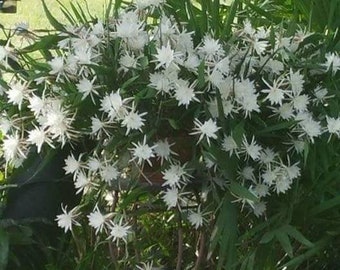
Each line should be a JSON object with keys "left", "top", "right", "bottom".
{"left": 0, "top": 0, "right": 340, "bottom": 268}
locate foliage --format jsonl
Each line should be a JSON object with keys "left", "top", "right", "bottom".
{"left": 0, "top": 0, "right": 339, "bottom": 269}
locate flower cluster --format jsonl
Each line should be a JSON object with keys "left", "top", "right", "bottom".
{"left": 0, "top": 0, "right": 339, "bottom": 248}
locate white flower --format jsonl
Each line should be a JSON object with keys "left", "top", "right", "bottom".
{"left": 174, "top": 79, "right": 198, "bottom": 108}
{"left": 64, "top": 153, "right": 82, "bottom": 176}
{"left": 130, "top": 136, "right": 156, "bottom": 166}
{"left": 43, "top": 104, "right": 76, "bottom": 145}
{"left": 252, "top": 201, "right": 266, "bottom": 217}
{"left": 153, "top": 138, "right": 175, "bottom": 164}
{"left": 292, "top": 94, "right": 309, "bottom": 112}
{"left": 323, "top": 52, "right": 340, "bottom": 74}
{"left": 162, "top": 187, "right": 179, "bottom": 209}
{"left": 119, "top": 52, "right": 138, "bottom": 72}
{"left": 0, "top": 117, "right": 13, "bottom": 135}
{"left": 48, "top": 56, "right": 65, "bottom": 78}
{"left": 87, "top": 156, "right": 102, "bottom": 172}
{"left": 274, "top": 103, "right": 294, "bottom": 120}
{"left": 74, "top": 170, "right": 91, "bottom": 194}
{"left": 87, "top": 205, "right": 107, "bottom": 234}
{"left": 100, "top": 164, "right": 119, "bottom": 183}
{"left": 188, "top": 209, "right": 204, "bottom": 229}
{"left": 136, "top": 261, "right": 156, "bottom": 270}
{"left": 198, "top": 35, "right": 224, "bottom": 62}
{"left": 259, "top": 148, "right": 277, "bottom": 164}
{"left": 262, "top": 78, "right": 286, "bottom": 106}
{"left": 121, "top": 108, "right": 147, "bottom": 135}
{"left": 295, "top": 113, "right": 322, "bottom": 142}
{"left": 100, "top": 90, "right": 128, "bottom": 120}
{"left": 290, "top": 69, "right": 304, "bottom": 95}
{"left": 28, "top": 95, "right": 45, "bottom": 117}
{"left": 76, "top": 77, "right": 98, "bottom": 100}
{"left": 326, "top": 116, "right": 340, "bottom": 137}
{"left": 221, "top": 135, "right": 238, "bottom": 157}
{"left": 27, "top": 127, "right": 52, "bottom": 153}
{"left": 7, "top": 81, "right": 29, "bottom": 110}
{"left": 108, "top": 218, "right": 131, "bottom": 243}
{"left": 240, "top": 136, "right": 262, "bottom": 161}
{"left": 115, "top": 11, "right": 143, "bottom": 39}
{"left": 191, "top": 118, "right": 220, "bottom": 146}
{"left": 162, "top": 164, "right": 189, "bottom": 188}
{"left": 3, "top": 134, "right": 26, "bottom": 162}
{"left": 154, "top": 42, "right": 180, "bottom": 69}
{"left": 234, "top": 79, "right": 259, "bottom": 117}
{"left": 55, "top": 205, "right": 80, "bottom": 233}
{"left": 274, "top": 174, "right": 292, "bottom": 194}
{"left": 252, "top": 183, "right": 269, "bottom": 198}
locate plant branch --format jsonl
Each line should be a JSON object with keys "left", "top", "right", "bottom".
{"left": 176, "top": 206, "right": 184, "bottom": 270}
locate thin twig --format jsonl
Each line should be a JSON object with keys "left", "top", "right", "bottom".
{"left": 176, "top": 207, "right": 184, "bottom": 270}
{"left": 193, "top": 230, "right": 206, "bottom": 270}
{"left": 108, "top": 190, "right": 119, "bottom": 266}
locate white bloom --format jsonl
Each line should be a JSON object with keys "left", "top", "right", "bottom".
{"left": 191, "top": 118, "right": 220, "bottom": 146}
{"left": 154, "top": 42, "right": 180, "bottom": 69}
{"left": 130, "top": 136, "right": 155, "bottom": 166}
{"left": 234, "top": 79, "right": 259, "bottom": 117}
{"left": 162, "top": 164, "right": 188, "bottom": 188}
{"left": 252, "top": 183, "right": 269, "bottom": 198}
{"left": 74, "top": 170, "right": 91, "bottom": 194}
{"left": 239, "top": 166, "right": 255, "bottom": 181}
{"left": 121, "top": 108, "right": 147, "bottom": 135}
{"left": 7, "top": 81, "right": 28, "bottom": 110}
{"left": 64, "top": 153, "right": 82, "bottom": 175}
{"left": 221, "top": 135, "right": 238, "bottom": 157}
{"left": 262, "top": 167, "right": 279, "bottom": 186}
{"left": 290, "top": 69, "right": 304, "bottom": 95}
{"left": 48, "top": 56, "right": 65, "bottom": 77}
{"left": 100, "top": 164, "right": 119, "bottom": 183}
{"left": 252, "top": 201, "right": 266, "bottom": 217}
{"left": 76, "top": 77, "right": 98, "bottom": 100}
{"left": 259, "top": 148, "right": 277, "bottom": 164}
{"left": 119, "top": 52, "right": 138, "bottom": 72}
{"left": 240, "top": 136, "right": 262, "bottom": 161}
{"left": 162, "top": 187, "right": 179, "bottom": 209}
{"left": 188, "top": 209, "right": 204, "bottom": 229}
{"left": 198, "top": 35, "right": 224, "bottom": 63}
{"left": 274, "top": 103, "right": 294, "bottom": 120}
{"left": 326, "top": 116, "right": 340, "bottom": 137}
{"left": 43, "top": 104, "right": 76, "bottom": 144}
{"left": 116, "top": 11, "right": 143, "bottom": 39}
{"left": 87, "top": 205, "right": 107, "bottom": 234}
{"left": 295, "top": 113, "right": 322, "bottom": 142}
{"left": 153, "top": 138, "right": 175, "bottom": 164}
{"left": 274, "top": 174, "right": 292, "bottom": 194}
{"left": 174, "top": 79, "right": 198, "bottom": 107}
{"left": 323, "top": 52, "right": 340, "bottom": 74}
{"left": 262, "top": 78, "right": 286, "bottom": 106}
{"left": 3, "top": 134, "right": 26, "bottom": 161}
{"left": 87, "top": 156, "right": 102, "bottom": 172}
{"left": 100, "top": 90, "right": 128, "bottom": 120}
{"left": 27, "top": 127, "right": 52, "bottom": 153}
{"left": 108, "top": 219, "right": 131, "bottom": 243}
{"left": 28, "top": 95, "right": 45, "bottom": 117}
{"left": 55, "top": 205, "right": 80, "bottom": 233}
{"left": 0, "top": 117, "right": 13, "bottom": 135}
{"left": 292, "top": 94, "right": 309, "bottom": 112}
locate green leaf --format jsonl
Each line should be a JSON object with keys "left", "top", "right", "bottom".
{"left": 275, "top": 230, "right": 293, "bottom": 258}
{"left": 41, "top": 0, "right": 65, "bottom": 31}
{"left": 283, "top": 225, "right": 314, "bottom": 248}
{"left": 308, "top": 195, "right": 340, "bottom": 216}
{"left": 230, "top": 181, "right": 259, "bottom": 203}
{"left": 0, "top": 228, "right": 9, "bottom": 270}
{"left": 259, "top": 230, "right": 275, "bottom": 244}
